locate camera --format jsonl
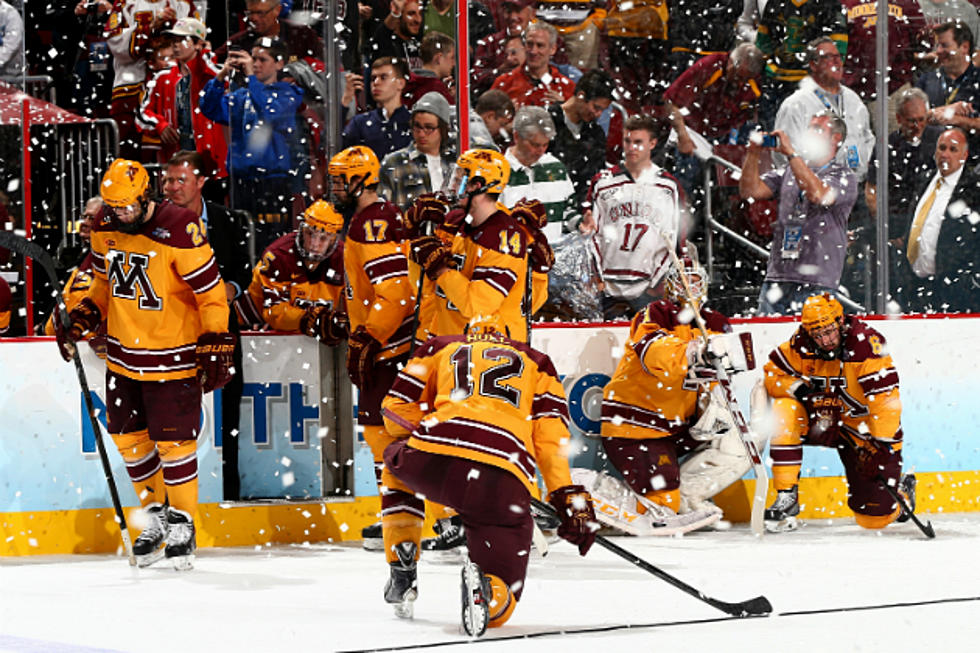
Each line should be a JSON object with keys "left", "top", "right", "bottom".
{"left": 760, "top": 133, "right": 779, "bottom": 148}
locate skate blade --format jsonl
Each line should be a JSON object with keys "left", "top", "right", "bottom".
{"left": 764, "top": 516, "right": 799, "bottom": 533}
{"left": 168, "top": 554, "right": 195, "bottom": 571}
{"left": 425, "top": 547, "right": 466, "bottom": 564}
{"left": 393, "top": 589, "right": 417, "bottom": 619}
{"left": 135, "top": 548, "right": 166, "bottom": 568}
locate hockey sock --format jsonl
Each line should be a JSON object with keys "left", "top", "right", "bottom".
{"left": 855, "top": 507, "right": 901, "bottom": 530}
{"left": 382, "top": 509, "right": 424, "bottom": 564}
{"left": 111, "top": 429, "right": 166, "bottom": 507}
{"left": 157, "top": 440, "right": 199, "bottom": 517}
{"left": 486, "top": 574, "right": 518, "bottom": 628}
{"left": 363, "top": 424, "right": 393, "bottom": 488}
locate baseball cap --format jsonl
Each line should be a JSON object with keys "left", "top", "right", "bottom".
{"left": 412, "top": 91, "right": 452, "bottom": 125}
{"left": 166, "top": 17, "right": 207, "bottom": 41}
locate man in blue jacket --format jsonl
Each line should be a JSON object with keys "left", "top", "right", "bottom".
{"left": 201, "top": 37, "right": 303, "bottom": 252}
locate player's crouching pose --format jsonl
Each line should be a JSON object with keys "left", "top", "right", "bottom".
{"left": 593, "top": 255, "right": 764, "bottom": 534}
{"left": 380, "top": 315, "right": 597, "bottom": 636}
{"left": 55, "top": 159, "right": 234, "bottom": 570}
{"left": 761, "top": 293, "right": 915, "bottom": 532}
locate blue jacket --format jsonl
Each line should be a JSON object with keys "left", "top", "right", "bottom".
{"left": 341, "top": 106, "right": 411, "bottom": 161}
{"left": 200, "top": 76, "right": 303, "bottom": 177}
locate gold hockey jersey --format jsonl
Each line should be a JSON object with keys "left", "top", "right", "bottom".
{"left": 244, "top": 232, "right": 345, "bottom": 332}
{"left": 343, "top": 200, "right": 415, "bottom": 362}
{"left": 601, "top": 300, "right": 731, "bottom": 439}
{"left": 382, "top": 330, "right": 574, "bottom": 495}
{"left": 87, "top": 201, "right": 229, "bottom": 381}
{"left": 764, "top": 316, "right": 903, "bottom": 449}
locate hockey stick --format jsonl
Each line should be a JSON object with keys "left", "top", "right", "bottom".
{"left": 0, "top": 231, "right": 137, "bottom": 565}
{"left": 530, "top": 497, "right": 772, "bottom": 617}
{"left": 660, "top": 239, "right": 768, "bottom": 537}
{"left": 839, "top": 434, "right": 935, "bottom": 539}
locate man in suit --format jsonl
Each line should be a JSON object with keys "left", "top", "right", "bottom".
{"left": 904, "top": 127, "right": 980, "bottom": 313}
{"left": 163, "top": 150, "right": 253, "bottom": 499}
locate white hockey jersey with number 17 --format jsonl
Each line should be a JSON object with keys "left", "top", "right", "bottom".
{"left": 589, "top": 163, "right": 685, "bottom": 301}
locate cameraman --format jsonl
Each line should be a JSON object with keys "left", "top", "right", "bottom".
{"left": 738, "top": 111, "right": 858, "bottom": 315}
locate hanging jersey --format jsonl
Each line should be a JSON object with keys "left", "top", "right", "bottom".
{"left": 382, "top": 330, "right": 574, "bottom": 495}
{"left": 429, "top": 210, "right": 530, "bottom": 341}
{"left": 343, "top": 199, "right": 415, "bottom": 362}
{"left": 589, "top": 164, "right": 684, "bottom": 300}
{"left": 87, "top": 200, "right": 229, "bottom": 381}
{"left": 243, "top": 231, "right": 345, "bottom": 332}
{"left": 602, "top": 300, "right": 730, "bottom": 439}
{"left": 764, "top": 315, "right": 903, "bottom": 449}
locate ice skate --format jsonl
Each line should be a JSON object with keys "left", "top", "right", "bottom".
{"left": 384, "top": 541, "right": 418, "bottom": 619}
{"left": 164, "top": 508, "right": 196, "bottom": 571}
{"left": 896, "top": 473, "right": 917, "bottom": 523}
{"left": 361, "top": 521, "right": 383, "bottom": 551}
{"left": 132, "top": 503, "right": 168, "bottom": 568}
{"left": 460, "top": 560, "right": 490, "bottom": 638}
{"left": 421, "top": 515, "right": 466, "bottom": 552}
{"left": 764, "top": 486, "right": 800, "bottom": 533}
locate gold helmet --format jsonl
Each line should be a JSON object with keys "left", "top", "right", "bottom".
{"left": 296, "top": 200, "right": 343, "bottom": 262}
{"left": 665, "top": 253, "right": 708, "bottom": 308}
{"left": 452, "top": 149, "right": 510, "bottom": 196}
{"left": 328, "top": 146, "right": 380, "bottom": 187}
{"left": 801, "top": 293, "right": 843, "bottom": 333}
{"left": 465, "top": 313, "right": 509, "bottom": 339}
{"left": 100, "top": 159, "right": 149, "bottom": 208}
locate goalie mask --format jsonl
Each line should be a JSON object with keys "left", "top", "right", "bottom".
{"left": 665, "top": 254, "right": 708, "bottom": 309}
{"left": 101, "top": 159, "right": 151, "bottom": 234}
{"left": 296, "top": 199, "right": 343, "bottom": 263}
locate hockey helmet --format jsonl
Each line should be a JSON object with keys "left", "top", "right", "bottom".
{"left": 448, "top": 149, "right": 510, "bottom": 198}
{"left": 665, "top": 252, "right": 708, "bottom": 308}
{"left": 296, "top": 199, "right": 343, "bottom": 262}
{"left": 100, "top": 159, "right": 150, "bottom": 208}
{"left": 801, "top": 293, "right": 843, "bottom": 333}
{"left": 328, "top": 146, "right": 380, "bottom": 187}
{"left": 465, "top": 313, "right": 509, "bottom": 338}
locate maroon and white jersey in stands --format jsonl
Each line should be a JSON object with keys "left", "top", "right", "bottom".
{"left": 588, "top": 164, "right": 684, "bottom": 300}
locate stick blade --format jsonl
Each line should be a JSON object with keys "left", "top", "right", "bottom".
{"left": 709, "top": 594, "right": 774, "bottom": 617}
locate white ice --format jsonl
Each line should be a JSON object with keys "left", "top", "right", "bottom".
{"left": 2, "top": 514, "right": 979, "bottom": 652}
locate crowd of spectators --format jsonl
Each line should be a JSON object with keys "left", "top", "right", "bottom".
{"left": 2, "top": 0, "right": 980, "bottom": 337}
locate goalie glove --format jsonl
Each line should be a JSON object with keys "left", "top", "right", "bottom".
{"left": 548, "top": 484, "right": 597, "bottom": 555}
{"left": 409, "top": 235, "right": 455, "bottom": 280}
{"left": 55, "top": 297, "right": 102, "bottom": 362}
{"left": 403, "top": 192, "right": 450, "bottom": 238}
{"left": 690, "top": 386, "right": 737, "bottom": 441}
{"left": 299, "top": 305, "right": 350, "bottom": 345}
{"left": 346, "top": 325, "right": 381, "bottom": 388}
{"left": 195, "top": 332, "right": 236, "bottom": 393}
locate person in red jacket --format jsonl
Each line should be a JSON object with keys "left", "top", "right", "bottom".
{"left": 137, "top": 17, "right": 228, "bottom": 181}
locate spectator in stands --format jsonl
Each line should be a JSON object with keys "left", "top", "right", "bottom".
{"left": 666, "top": 0, "right": 741, "bottom": 81}
{"left": 604, "top": 0, "right": 671, "bottom": 106}
{"left": 865, "top": 88, "right": 940, "bottom": 309}
{"left": 916, "top": 22, "right": 980, "bottom": 162}
{"left": 501, "top": 106, "right": 577, "bottom": 241}
{"left": 535, "top": 0, "right": 605, "bottom": 71}
{"left": 137, "top": 18, "right": 228, "bottom": 183}
{"left": 902, "top": 127, "right": 980, "bottom": 313}
{"left": 471, "top": 0, "right": 536, "bottom": 97}
{"left": 63, "top": 1, "right": 114, "bottom": 119}
{"left": 343, "top": 57, "right": 412, "bottom": 160}
{"left": 0, "top": 0, "right": 25, "bottom": 77}
{"left": 200, "top": 36, "right": 303, "bottom": 253}
{"left": 547, "top": 69, "right": 614, "bottom": 205}
{"left": 379, "top": 92, "right": 456, "bottom": 211}
{"left": 475, "top": 89, "right": 516, "bottom": 151}
{"left": 755, "top": 0, "right": 848, "bottom": 129}
{"left": 422, "top": 0, "right": 496, "bottom": 51}
{"left": 221, "top": 0, "right": 324, "bottom": 63}
{"left": 105, "top": 0, "right": 195, "bottom": 158}
{"left": 919, "top": 0, "right": 980, "bottom": 43}
{"left": 491, "top": 21, "right": 575, "bottom": 108}
{"left": 403, "top": 30, "right": 454, "bottom": 107}
{"left": 137, "top": 34, "right": 177, "bottom": 163}
{"left": 739, "top": 112, "right": 858, "bottom": 315}
{"left": 366, "top": 0, "right": 422, "bottom": 69}
{"left": 162, "top": 150, "right": 251, "bottom": 500}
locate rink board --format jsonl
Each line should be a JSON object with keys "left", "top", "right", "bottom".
{"left": 2, "top": 316, "right": 979, "bottom": 555}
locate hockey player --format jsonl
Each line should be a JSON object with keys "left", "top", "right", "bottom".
{"left": 238, "top": 199, "right": 348, "bottom": 343}
{"left": 381, "top": 314, "right": 597, "bottom": 634}
{"left": 594, "top": 254, "right": 762, "bottom": 534}
{"left": 761, "top": 293, "right": 915, "bottom": 532}
{"left": 54, "top": 159, "right": 234, "bottom": 570}
{"left": 328, "top": 145, "right": 421, "bottom": 563}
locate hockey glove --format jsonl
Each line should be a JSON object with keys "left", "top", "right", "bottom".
{"left": 510, "top": 199, "right": 548, "bottom": 231}
{"left": 195, "top": 331, "right": 236, "bottom": 393}
{"left": 527, "top": 228, "right": 555, "bottom": 274}
{"left": 409, "top": 235, "right": 454, "bottom": 281}
{"left": 853, "top": 440, "right": 895, "bottom": 480}
{"left": 439, "top": 208, "right": 467, "bottom": 237}
{"left": 55, "top": 297, "right": 102, "bottom": 362}
{"left": 403, "top": 192, "right": 451, "bottom": 238}
{"left": 300, "top": 305, "right": 350, "bottom": 345}
{"left": 548, "top": 484, "right": 597, "bottom": 556}
{"left": 346, "top": 325, "right": 381, "bottom": 388}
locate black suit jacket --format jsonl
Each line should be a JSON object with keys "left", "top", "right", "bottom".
{"left": 906, "top": 167, "right": 980, "bottom": 313}
{"left": 205, "top": 201, "right": 252, "bottom": 302}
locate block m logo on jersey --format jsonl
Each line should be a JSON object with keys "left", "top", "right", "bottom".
{"left": 106, "top": 249, "right": 162, "bottom": 310}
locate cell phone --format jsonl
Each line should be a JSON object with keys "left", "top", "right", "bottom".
{"left": 761, "top": 134, "right": 779, "bottom": 148}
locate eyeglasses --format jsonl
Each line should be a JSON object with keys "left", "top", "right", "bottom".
{"left": 411, "top": 122, "right": 439, "bottom": 134}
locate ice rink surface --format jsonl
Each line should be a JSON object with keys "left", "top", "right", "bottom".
{"left": 2, "top": 513, "right": 979, "bottom": 653}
